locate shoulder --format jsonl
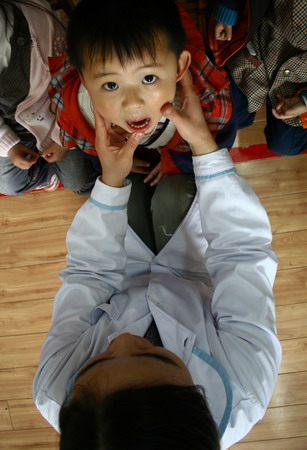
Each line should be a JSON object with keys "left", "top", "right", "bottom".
{"left": 48, "top": 56, "right": 80, "bottom": 100}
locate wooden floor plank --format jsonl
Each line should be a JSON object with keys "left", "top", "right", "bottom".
{"left": 270, "top": 372, "right": 307, "bottom": 408}
{"left": 0, "top": 334, "right": 46, "bottom": 370}
{"left": 232, "top": 436, "right": 307, "bottom": 449}
{"left": 276, "top": 303, "right": 307, "bottom": 340}
{"left": 274, "top": 268, "right": 307, "bottom": 306}
{"left": 279, "top": 338, "right": 307, "bottom": 374}
{"left": 262, "top": 192, "right": 307, "bottom": 234}
{"left": 0, "top": 227, "right": 67, "bottom": 269}
{"left": 272, "top": 230, "right": 307, "bottom": 271}
{"left": 0, "top": 428, "right": 58, "bottom": 450}
{"left": 0, "top": 401, "right": 12, "bottom": 432}
{"left": 239, "top": 405, "right": 307, "bottom": 442}
{"left": 253, "top": 105, "right": 266, "bottom": 123}
{"left": 233, "top": 121, "right": 266, "bottom": 148}
{"left": 0, "top": 299, "right": 53, "bottom": 337}
{"left": 235, "top": 154, "right": 307, "bottom": 198}
{"left": 0, "top": 189, "right": 88, "bottom": 234}
{"left": 0, "top": 367, "right": 36, "bottom": 401}
{"left": 0, "top": 262, "right": 64, "bottom": 304}
{"left": 8, "top": 399, "right": 50, "bottom": 431}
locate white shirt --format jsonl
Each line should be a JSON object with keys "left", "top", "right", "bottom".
{"left": 33, "top": 149, "right": 282, "bottom": 448}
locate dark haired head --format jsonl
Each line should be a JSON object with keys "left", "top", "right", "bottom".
{"left": 67, "top": 0, "right": 187, "bottom": 72}
{"left": 59, "top": 384, "right": 220, "bottom": 450}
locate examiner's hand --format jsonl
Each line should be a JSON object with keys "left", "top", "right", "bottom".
{"left": 94, "top": 109, "right": 143, "bottom": 187}
{"left": 161, "top": 71, "right": 219, "bottom": 156}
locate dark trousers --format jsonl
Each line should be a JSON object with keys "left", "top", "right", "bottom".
{"left": 230, "top": 79, "right": 307, "bottom": 155}
{"left": 127, "top": 173, "right": 196, "bottom": 254}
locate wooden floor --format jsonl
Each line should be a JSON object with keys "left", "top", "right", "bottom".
{"left": 0, "top": 112, "right": 307, "bottom": 449}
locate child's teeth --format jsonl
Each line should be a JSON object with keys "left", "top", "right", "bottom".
{"left": 128, "top": 119, "right": 149, "bottom": 128}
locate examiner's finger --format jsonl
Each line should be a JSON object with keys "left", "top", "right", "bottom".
{"left": 94, "top": 108, "right": 109, "bottom": 145}
{"left": 123, "top": 132, "right": 144, "bottom": 158}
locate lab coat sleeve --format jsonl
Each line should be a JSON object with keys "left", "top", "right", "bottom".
{"left": 37, "top": 177, "right": 131, "bottom": 364}
{"left": 193, "top": 149, "right": 282, "bottom": 427}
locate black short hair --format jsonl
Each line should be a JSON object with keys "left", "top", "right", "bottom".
{"left": 67, "top": 0, "right": 187, "bottom": 72}
{"left": 59, "top": 385, "right": 220, "bottom": 450}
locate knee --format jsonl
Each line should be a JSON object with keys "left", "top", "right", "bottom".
{"left": 0, "top": 179, "right": 22, "bottom": 195}
{"left": 265, "top": 125, "right": 307, "bottom": 156}
{"left": 0, "top": 186, "right": 18, "bottom": 195}
{"left": 60, "top": 179, "right": 82, "bottom": 191}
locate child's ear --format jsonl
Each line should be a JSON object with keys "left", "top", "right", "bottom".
{"left": 79, "top": 72, "right": 86, "bottom": 86}
{"left": 176, "top": 50, "right": 191, "bottom": 82}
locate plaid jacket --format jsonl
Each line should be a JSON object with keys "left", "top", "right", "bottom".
{"left": 48, "top": 2, "right": 233, "bottom": 174}
{"left": 209, "top": 0, "right": 307, "bottom": 128}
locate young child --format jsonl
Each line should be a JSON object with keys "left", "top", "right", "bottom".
{"left": 0, "top": 0, "right": 97, "bottom": 195}
{"left": 48, "top": 0, "right": 237, "bottom": 186}
{"left": 208, "top": 0, "right": 307, "bottom": 155}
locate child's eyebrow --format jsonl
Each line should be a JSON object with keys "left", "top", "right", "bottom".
{"left": 93, "top": 63, "right": 163, "bottom": 79}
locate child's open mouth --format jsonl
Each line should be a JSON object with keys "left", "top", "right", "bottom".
{"left": 126, "top": 118, "right": 151, "bottom": 132}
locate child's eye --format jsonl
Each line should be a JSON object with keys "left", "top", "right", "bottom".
{"left": 143, "top": 75, "right": 157, "bottom": 84}
{"left": 103, "top": 82, "right": 118, "bottom": 91}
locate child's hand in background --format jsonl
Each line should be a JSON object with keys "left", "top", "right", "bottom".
{"left": 214, "top": 21, "right": 232, "bottom": 41}
{"left": 272, "top": 95, "right": 307, "bottom": 120}
{"left": 143, "top": 162, "right": 165, "bottom": 186}
{"left": 42, "top": 143, "right": 68, "bottom": 162}
{"left": 8, "top": 143, "right": 38, "bottom": 169}
{"left": 132, "top": 157, "right": 151, "bottom": 175}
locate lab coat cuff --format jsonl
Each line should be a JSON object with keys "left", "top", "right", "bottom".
{"left": 90, "top": 177, "right": 132, "bottom": 211}
{"left": 193, "top": 148, "right": 235, "bottom": 179}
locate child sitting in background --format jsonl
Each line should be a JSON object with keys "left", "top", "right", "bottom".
{"left": 48, "top": 0, "right": 237, "bottom": 186}
{"left": 208, "top": 0, "right": 307, "bottom": 155}
{"left": 0, "top": 0, "right": 97, "bottom": 195}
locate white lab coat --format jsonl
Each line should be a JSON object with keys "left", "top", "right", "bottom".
{"left": 33, "top": 149, "right": 282, "bottom": 449}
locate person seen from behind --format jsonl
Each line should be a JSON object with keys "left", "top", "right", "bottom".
{"left": 33, "top": 70, "right": 282, "bottom": 449}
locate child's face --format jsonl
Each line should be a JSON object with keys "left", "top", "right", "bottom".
{"left": 81, "top": 41, "right": 190, "bottom": 134}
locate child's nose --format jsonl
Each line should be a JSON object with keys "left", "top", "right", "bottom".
{"left": 122, "top": 89, "right": 144, "bottom": 110}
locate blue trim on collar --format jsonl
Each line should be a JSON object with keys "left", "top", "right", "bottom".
{"left": 192, "top": 346, "right": 233, "bottom": 437}
{"left": 195, "top": 168, "right": 236, "bottom": 180}
{"left": 90, "top": 197, "right": 128, "bottom": 210}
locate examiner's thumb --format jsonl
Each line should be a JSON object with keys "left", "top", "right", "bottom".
{"left": 161, "top": 103, "right": 181, "bottom": 124}
{"left": 125, "top": 132, "right": 144, "bottom": 154}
